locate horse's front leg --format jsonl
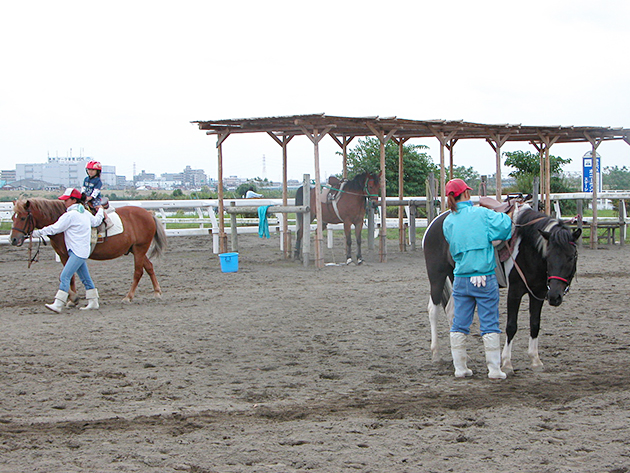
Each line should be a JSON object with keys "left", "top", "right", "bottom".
{"left": 354, "top": 222, "right": 363, "bottom": 265}
{"left": 528, "top": 295, "right": 546, "bottom": 370}
{"left": 344, "top": 221, "right": 353, "bottom": 265}
{"left": 502, "top": 289, "right": 525, "bottom": 375}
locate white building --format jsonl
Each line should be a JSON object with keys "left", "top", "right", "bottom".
{"left": 16, "top": 156, "right": 117, "bottom": 188}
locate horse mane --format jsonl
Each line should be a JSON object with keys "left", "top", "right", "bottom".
{"left": 516, "top": 207, "right": 572, "bottom": 256}
{"left": 14, "top": 198, "right": 66, "bottom": 221}
{"left": 344, "top": 172, "right": 369, "bottom": 192}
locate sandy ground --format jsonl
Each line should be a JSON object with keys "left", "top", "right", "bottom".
{"left": 0, "top": 231, "right": 629, "bottom": 473}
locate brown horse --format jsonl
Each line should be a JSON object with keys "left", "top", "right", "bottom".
{"left": 294, "top": 171, "right": 380, "bottom": 264}
{"left": 10, "top": 198, "right": 167, "bottom": 303}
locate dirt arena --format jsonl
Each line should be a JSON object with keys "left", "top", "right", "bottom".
{"left": 1, "top": 232, "right": 629, "bottom": 472}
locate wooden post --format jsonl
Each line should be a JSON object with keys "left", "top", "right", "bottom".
{"left": 216, "top": 132, "right": 230, "bottom": 254}
{"left": 409, "top": 203, "right": 417, "bottom": 250}
{"left": 267, "top": 132, "right": 294, "bottom": 259}
{"left": 532, "top": 177, "right": 539, "bottom": 212}
{"left": 584, "top": 133, "right": 602, "bottom": 249}
{"left": 446, "top": 138, "right": 458, "bottom": 180}
{"left": 619, "top": 199, "right": 627, "bottom": 246}
{"left": 576, "top": 199, "right": 583, "bottom": 249}
{"left": 480, "top": 175, "right": 487, "bottom": 197}
{"left": 486, "top": 133, "right": 510, "bottom": 201}
{"left": 394, "top": 137, "right": 409, "bottom": 252}
{"left": 367, "top": 203, "right": 375, "bottom": 251}
{"left": 366, "top": 124, "right": 397, "bottom": 263}
{"left": 229, "top": 201, "right": 238, "bottom": 251}
{"left": 302, "top": 173, "right": 311, "bottom": 268}
{"left": 426, "top": 173, "right": 436, "bottom": 224}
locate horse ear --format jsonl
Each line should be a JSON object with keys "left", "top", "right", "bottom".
{"left": 25, "top": 200, "right": 31, "bottom": 210}
{"left": 572, "top": 228, "right": 582, "bottom": 241}
{"left": 539, "top": 229, "right": 551, "bottom": 240}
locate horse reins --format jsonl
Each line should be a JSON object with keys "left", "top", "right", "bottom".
{"left": 11, "top": 209, "right": 46, "bottom": 268}
{"left": 507, "top": 216, "right": 572, "bottom": 301}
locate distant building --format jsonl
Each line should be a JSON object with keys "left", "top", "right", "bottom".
{"left": 15, "top": 156, "right": 116, "bottom": 188}
{"left": 134, "top": 170, "right": 156, "bottom": 182}
{"left": 183, "top": 166, "right": 207, "bottom": 187}
{"left": 1, "top": 170, "right": 16, "bottom": 182}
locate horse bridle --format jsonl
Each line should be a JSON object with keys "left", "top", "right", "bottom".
{"left": 508, "top": 219, "right": 575, "bottom": 301}
{"left": 11, "top": 208, "right": 46, "bottom": 267}
{"left": 11, "top": 208, "right": 35, "bottom": 237}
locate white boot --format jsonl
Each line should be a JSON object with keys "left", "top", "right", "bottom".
{"left": 80, "top": 288, "right": 100, "bottom": 310}
{"left": 45, "top": 290, "right": 68, "bottom": 313}
{"left": 483, "top": 333, "right": 507, "bottom": 380}
{"left": 450, "top": 332, "right": 473, "bottom": 378}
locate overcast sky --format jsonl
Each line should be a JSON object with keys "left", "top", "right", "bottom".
{"left": 1, "top": 0, "right": 628, "bottom": 183}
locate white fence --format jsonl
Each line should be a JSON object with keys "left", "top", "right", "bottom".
{"left": 2, "top": 192, "right": 629, "bottom": 251}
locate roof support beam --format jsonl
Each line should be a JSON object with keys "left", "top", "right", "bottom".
{"left": 486, "top": 133, "right": 511, "bottom": 200}
{"left": 268, "top": 132, "right": 295, "bottom": 258}
{"left": 584, "top": 132, "right": 603, "bottom": 249}
{"left": 446, "top": 138, "right": 459, "bottom": 181}
{"left": 300, "top": 126, "right": 334, "bottom": 268}
{"left": 215, "top": 131, "right": 230, "bottom": 254}
{"left": 392, "top": 137, "right": 410, "bottom": 252}
{"left": 428, "top": 126, "right": 457, "bottom": 211}
{"left": 328, "top": 133, "right": 356, "bottom": 179}
{"left": 366, "top": 123, "right": 397, "bottom": 262}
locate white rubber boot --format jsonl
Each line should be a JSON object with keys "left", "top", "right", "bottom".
{"left": 483, "top": 333, "right": 507, "bottom": 380}
{"left": 450, "top": 332, "right": 473, "bottom": 378}
{"left": 80, "top": 288, "right": 100, "bottom": 310}
{"left": 45, "top": 290, "right": 69, "bottom": 313}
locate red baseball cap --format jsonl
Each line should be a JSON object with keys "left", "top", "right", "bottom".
{"left": 58, "top": 188, "right": 82, "bottom": 200}
{"left": 445, "top": 178, "right": 472, "bottom": 197}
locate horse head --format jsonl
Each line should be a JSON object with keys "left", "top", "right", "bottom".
{"left": 365, "top": 171, "right": 381, "bottom": 201}
{"left": 540, "top": 225, "right": 581, "bottom": 306}
{"left": 10, "top": 199, "right": 35, "bottom": 247}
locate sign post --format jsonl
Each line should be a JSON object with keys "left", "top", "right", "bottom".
{"left": 582, "top": 151, "right": 601, "bottom": 193}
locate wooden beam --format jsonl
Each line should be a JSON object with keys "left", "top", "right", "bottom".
{"left": 584, "top": 132, "right": 603, "bottom": 249}
{"left": 487, "top": 133, "right": 511, "bottom": 201}
{"left": 365, "top": 124, "right": 397, "bottom": 262}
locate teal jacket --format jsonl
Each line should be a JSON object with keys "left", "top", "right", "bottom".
{"left": 443, "top": 201, "right": 512, "bottom": 277}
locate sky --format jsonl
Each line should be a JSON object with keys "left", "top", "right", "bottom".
{"left": 1, "top": 0, "right": 629, "bottom": 183}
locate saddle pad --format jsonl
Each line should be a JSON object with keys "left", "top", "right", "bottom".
{"left": 97, "top": 211, "right": 123, "bottom": 238}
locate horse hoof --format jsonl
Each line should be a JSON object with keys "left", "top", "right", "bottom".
{"left": 121, "top": 297, "right": 132, "bottom": 304}
{"left": 346, "top": 258, "right": 353, "bottom": 265}
{"left": 356, "top": 259, "right": 363, "bottom": 265}
{"left": 154, "top": 292, "right": 162, "bottom": 299}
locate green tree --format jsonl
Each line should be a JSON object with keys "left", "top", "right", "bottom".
{"left": 603, "top": 165, "right": 630, "bottom": 190}
{"left": 344, "top": 137, "right": 437, "bottom": 196}
{"left": 503, "top": 150, "right": 575, "bottom": 193}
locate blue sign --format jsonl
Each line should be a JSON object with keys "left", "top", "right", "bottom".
{"left": 582, "top": 154, "right": 601, "bottom": 193}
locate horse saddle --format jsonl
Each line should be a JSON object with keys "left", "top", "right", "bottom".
{"left": 480, "top": 194, "right": 531, "bottom": 288}
{"left": 323, "top": 176, "right": 345, "bottom": 204}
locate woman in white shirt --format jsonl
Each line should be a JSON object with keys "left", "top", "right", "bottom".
{"left": 31, "top": 188, "right": 104, "bottom": 313}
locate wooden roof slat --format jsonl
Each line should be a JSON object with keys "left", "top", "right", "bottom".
{"left": 192, "top": 114, "right": 630, "bottom": 145}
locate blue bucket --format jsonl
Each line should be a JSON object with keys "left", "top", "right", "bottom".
{"left": 219, "top": 252, "right": 239, "bottom": 273}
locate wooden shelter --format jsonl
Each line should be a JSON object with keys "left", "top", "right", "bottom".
{"left": 193, "top": 114, "right": 630, "bottom": 265}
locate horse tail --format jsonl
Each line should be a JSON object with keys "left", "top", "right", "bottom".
{"left": 147, "top": 215, "right": 167, "bottom": 259}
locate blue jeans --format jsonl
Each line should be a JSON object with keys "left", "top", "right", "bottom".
{"left": 450, "top": 274, "right": 501, "bottom": 335}
{"left": 59, "top": 250, "right": 95, "bottom": 292}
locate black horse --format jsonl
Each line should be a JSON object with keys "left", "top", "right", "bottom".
{"left": 422, "top": 204, "right": 581, "bottom": 374}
